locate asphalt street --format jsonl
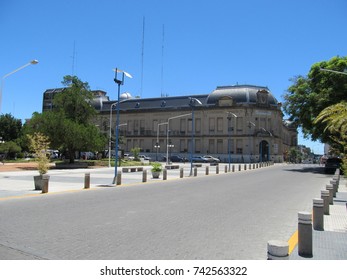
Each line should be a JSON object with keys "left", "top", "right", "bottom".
{"left": 0, "top": 164, "right": 330, "bottom": 259}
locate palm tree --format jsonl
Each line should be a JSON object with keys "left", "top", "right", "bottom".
{"left": 314, "top": 102, "right": 347, "bottom": 151}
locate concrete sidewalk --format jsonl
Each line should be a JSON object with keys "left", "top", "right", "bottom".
{"left": 289, "top": 176, "right": 347, "bottom": 260}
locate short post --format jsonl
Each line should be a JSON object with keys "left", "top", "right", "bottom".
{"left": 330, "top": 180, "right": 338, "bottom": 197}
{"left": 163, "top": 168, "right": 167, "bottom": 180}
{"left": 179, "top": 167, "right": 184, "bottom": 178}
{"left": 232, "top": 165, "right": 235, "bottom": 172}
{"left": 224, "top": 165, "right": 228, "bottom": 173}
{"left": 321, "top": 190, "right": 330, "bottom": 215}
{"left": 313, "top": 198, "right": 324, "bottom": 231}
{"left": 238, "top": 164, "right": 241, "bottom": 171}
{"left": 42, "top": 174, "right": 50, "bottom": 194}
{"left": 244, "top": 164, "right": 247, "bottom": 170}
{"left": 216, "top": 165, "right": 219, "bottom": 174}
{"left": 205, "top": 166, "right": 209, "bottom": 175}
{"left": 267, "top": 240, "right": 289, "bottom": 260}
{"left": 84, "top": 173, "right": 90, "bottom": 189}
{"left": 249, "top": 163, "right": 252, "bottom": 170}
{"left": 326, "top": 184, "right": 334, "bottom": 205}
{"left": 142, "top": 169, "right": 147, "bottom": 182}
{"left": 116, "top": 171, "right": 122, "bottom": 185}
{"left": 194, "top": 166, "right": 197, "bottom": 177}
{"left": 298, "top": 212, "right": 313, "bottom": 257}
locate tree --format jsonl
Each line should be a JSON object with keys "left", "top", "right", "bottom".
{"left": 0, "top": 141, "right": 21, "bottom": 160}
{"left": 314, "top": 102, "right": 347, "bottom": 153}
{"left": 283, "top": 56, "right": 347, "bottom": 143}
{"left": 26, "top": 76, "right": 107, "bottom": 163}
{"left": 0, "top": 113, "right": 22, "bottom": 142}
{"left": 27, "top": 132, "right": 50, "bottom": 175}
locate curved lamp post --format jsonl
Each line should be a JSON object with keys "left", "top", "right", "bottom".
{"left": 112, "top": 68, "right": 132, "bottom": 184}
{"left": 0, "top": 59, "right": 39, "bottom": 113}
{"left": 189, "top": 97, "right": 202, "bottom": 176}
{"left": 166, "top": 113, "right": 192, "bottom": 165}
{"left": 227, "top": 112, "right": 237, "bottom": 171}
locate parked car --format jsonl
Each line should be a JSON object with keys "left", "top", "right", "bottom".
{"left": 324, "top": 157, "right": 343, "bottom": 174}
{"left": 191, "top": 156, "right": 209, "bottom": 163}
{"left": 202, "top": 155, "right": 220, "bottom": 163}
{"left": 139, "top": 155, "right": 151, "bottom": 161}
{"left": 124, "top": 154, "right": 135, "bottom": 160}
{"left": 170, "top": 155, "right": 188, "bottom": 162}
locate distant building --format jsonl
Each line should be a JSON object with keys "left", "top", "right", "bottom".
{"left": 42, "top": 84, "right": 298, "bottom": 163}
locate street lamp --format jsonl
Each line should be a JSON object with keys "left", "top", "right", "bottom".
{"left": 189, "top": 97, "right": 202, "bottom": 176}
{"left": 166, "top": 113, "right": 192, "bottom": 166}
{"left": 112, "top": 68, "right": 132, "bottom": 184}
{"left": 156, "top": 122, "right": 168, "bottom": 161}
{"left": 248, "top": 121, "right": 256, "bottom": 162}
{"left": 226, "top": 112, "right": 237, "bottom": 171}
{"left": 320, "top": 68, "right": 347, "bottom": 76}
{"left": 0, "top": 59, "right": 39, "bottom": 113}
{"left": 259, "top": 127, "right": 273, "bottom": 162}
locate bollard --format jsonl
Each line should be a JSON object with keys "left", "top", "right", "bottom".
{"left": 163, "top": 168, "right": 167, "bottom": 180}
{"left": 232, "top": 165, "right": 235, "bottom": 172}
{"left": 326, "top": 184, "right": 334, "bottom": 205}
{"left": 321, "top": 190, "right": 330, "bottom": 215}
{"left": 84, "top": 173, "right": 90, "bottom": 189}
{"left": 142, "top": 169, "right": 147, "bottom": 182}
{"left": 298, "top": 212, "right": 312, "bottom": 257}
{"left": 216, "top": 165, "right": 219, "bottom": 174}
{"left": 116, "top": 171, "right": 122, "bottom": 185}
{"left": 313, "top": 198, "right": 324, "bottom": 231}
{"left": 267, "top": 240, "right": 289, "bottom": 260}
{"left": 205, "top": 166, "right": 209, "bottom": 175}
{"left": 224, "top": 165, "right": 228, "bottom": 173}
{"left": 41, "top": 174, "right": 50, "bottom": 193}
{"left": 330, "top": 180, "right": 338, "bottom": 197}
{"left": 244, "top": 164, "right": 247, "bottom": 171}
{"left": 249, "top": 164, "right": 252, "bottom": 170}
{"left": 238, "top": 164, "right": 241, "bottom": 171}
{"left": 180, "top": 167, "right": 184, "bottom": 178}
{"left": 194, "top": 167, "right": 197, "bottom": 177}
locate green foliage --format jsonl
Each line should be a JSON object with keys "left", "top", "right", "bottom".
{"left": 131, "top": 147, "right": 141, "bottom": 161}
{"left": 26, "top": 76, "right": 107, "bottom": 163}
{"left": 287, "top": 147, "right": 302, "bottom": 163}
{"left": 283, "top": 56, "right": 347, "bottom": 143}
{"left": 0, "top": 141, "right": 21, "bottom": 160}
{"left": 151, "top": 162, "right": 163, "bottom": 172}
{"left": 314, "top": 102, "right": 347, "bottom": 154}
{"left": 0, "top": 113, "right": 22, "bottom": 142}
{"left": 27, "top": 132, "right": 50, "bottom": 175}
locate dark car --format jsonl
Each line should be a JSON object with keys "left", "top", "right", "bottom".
{"left": 170, "top": 155, "right": 188, "bottom": 162}
{"left": 324, "top": 157, "right": 343, "bottom": 174}
{"left": 191, "top": 156, "right": 209, "bottom": 163}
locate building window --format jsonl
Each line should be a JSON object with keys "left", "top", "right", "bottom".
{"left": 236, "top": 139, "right": 243, "bottom": 154}
{"left": 209, "top": 139, "right": 215, "bottom": 153}
{"left": 217, "top": 139, "right": 223, "bottom": 153}
{"left": 217, "top": 117, "right": 223, "bottom": 132}
{"left": 209, "top": 118, "right": 215, "bottom": 133}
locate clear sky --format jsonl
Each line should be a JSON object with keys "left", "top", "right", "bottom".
{"left": 1, "top": 0, "right": 347, "bottom": 154}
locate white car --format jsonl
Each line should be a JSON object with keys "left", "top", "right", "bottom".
{"left": 139, "top": 155, "right": 151, "bottom": 161}
{"left": 202, "top": 155, "right": 220, "bottom": 163}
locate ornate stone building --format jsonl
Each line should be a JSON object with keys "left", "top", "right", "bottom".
{"left": 94, "top": 85, "right": 297, "bottom": 163}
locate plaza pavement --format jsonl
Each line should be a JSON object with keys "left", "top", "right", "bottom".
{"left": 0, "top": 162, "right": 346, "bottom": 260}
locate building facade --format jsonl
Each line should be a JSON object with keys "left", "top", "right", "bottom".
{"left": 93, "top": 85, "right": 297, "bottom": 163}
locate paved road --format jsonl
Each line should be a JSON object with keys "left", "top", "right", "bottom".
{"left": 0, "top": 164, "right": 330, "bottom": 259}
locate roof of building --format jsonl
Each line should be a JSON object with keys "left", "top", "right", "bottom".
{"left": 99, "top": 84, "right": 280, "bottom": 112}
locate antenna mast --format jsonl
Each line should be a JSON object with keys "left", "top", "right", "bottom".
{"left": 161, "top": 24, "right": 165, "bottom": 97}
{"left": 72, "top": 41, "right": 76, "bottom": 76}
{"left": 140, "top": 17, "right": 145, "bottom": 98}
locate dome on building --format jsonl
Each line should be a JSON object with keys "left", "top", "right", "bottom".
{"left": 120, "top": 92, "right": 132, "bottom": 100}
{"left": 206, "top": 85, "right": 279, "bottom": 107}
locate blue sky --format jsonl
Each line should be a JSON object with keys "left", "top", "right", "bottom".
{"left": 1, "top": 0, "right": 347, "bottom": 154}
